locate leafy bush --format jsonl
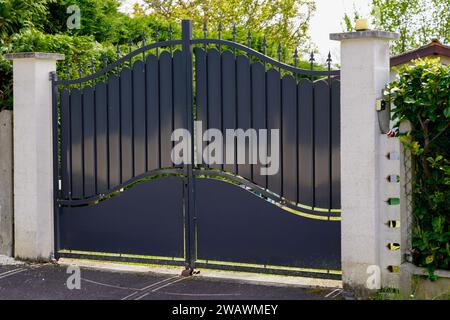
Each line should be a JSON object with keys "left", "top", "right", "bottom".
{"left": 390, "top": 58, "right": 450, "bottom": 277}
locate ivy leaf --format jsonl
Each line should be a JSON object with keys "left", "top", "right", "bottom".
{"left": 425, "top": 255, "right": 434, "bottom": 264}
{"left": 404, "top": 97, "right": 416, "bottom": 104}
{"left": 444, "top": 107, "right": 450, "bottom": 118}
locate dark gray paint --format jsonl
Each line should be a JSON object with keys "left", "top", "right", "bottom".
{"left": 55, "top": 20, "right": 341, "bottom": 274}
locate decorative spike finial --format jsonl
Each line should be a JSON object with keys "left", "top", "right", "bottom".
{"left": 169, "top": 24, "right": 173, "bottom": 54}
{"left": 103, "top": 53, "right": 108, "bottom": 68}
{"left": 128, "top": 37, "right": 133, "bottom": 53}
{"left": 65, "top": 66, "right": 70, "bottom": 80}
{"left": 78, "top": 63, "right": 83, "bottom": 78}
{"left": 142, "top": 31, "right": 146, "bottom": 60}
{"left": 116, "top": 43, "right": 121, "bottom": 59}
{"left": 142, "top": 31, "right": 146, "bottom": 46}
{"left": 309, "top": 50, "right": 315, "bottom": 63}
{"left": 232, "top": 24, "right": 236, "bottom": 42}
{"left": 309, "top": 50, "right": 315, "bottom": 74}
{"left": 218, "top": 21, "right": 223, "bottom": 51}
{"left": 326, "top": 51, "right": 332, "bottom": 70}
{"left": 247, "top": 30, "right": 252, "bottom": 48}
{"left": 90, "top": 58, "right": 95, "bottom": 74}
{"left": 294, "top": 47, "right": 298, "bottom": 68}
{"left": 262, "top": 35, "right": 267, "bottom": 55}
{"left": 155, "top": 26, "right": 160, "bottom": 56}
{"left": 277, "top": 42, "right": 282, "bottom": 62}
{"left": 203, "top": 21, "right": 207, "bottom": 38}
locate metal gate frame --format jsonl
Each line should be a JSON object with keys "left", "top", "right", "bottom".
{"left": 52, "top": 20, "right": 341, "bottom": 279}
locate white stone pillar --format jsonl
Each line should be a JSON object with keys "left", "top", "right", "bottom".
{"left": 330, "top": 31, "right": 399, "bottom": 292}
{"left": 4, "top": 52, "right": 64, "bottom": 261}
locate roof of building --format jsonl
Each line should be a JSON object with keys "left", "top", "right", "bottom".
{"left": 390, "top": 39, "right": 450, "bottom": 67}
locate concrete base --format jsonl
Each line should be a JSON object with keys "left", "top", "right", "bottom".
{"left": 0, "top": 110, "right": 13, "bottom": 256}
{"left": 58, "top": 258, "right": 342, "bottom": 289}
{"left": 400, "top": 262, "right": 450, "bottom": 299}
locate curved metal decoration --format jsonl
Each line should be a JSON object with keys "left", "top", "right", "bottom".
{"left": 191, "top": 38, "right": 340, "bottom": 76}
{"left": 194, "top": 178, "right": 341, "bottom": 273}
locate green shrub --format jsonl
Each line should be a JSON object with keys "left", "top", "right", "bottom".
{"left": 389, "top": 58, "right": 450, "bottom": 277}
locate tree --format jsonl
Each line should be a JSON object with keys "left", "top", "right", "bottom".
{"left": 0, "top": 0, "right": 52, "bottom": 45}
{"left": 371, "top": 0, "right": 450, "bottom": 54}
{"left": 142, "top": 0, "right": 316, "bottom": 54}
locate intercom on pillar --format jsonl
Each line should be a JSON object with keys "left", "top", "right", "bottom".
{"left": 376, "top": 87, "right": 391, "bottom": 134}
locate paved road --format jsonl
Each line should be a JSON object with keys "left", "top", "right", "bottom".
{"left": 0, "top": 263, "right": 341, "bottom": 300}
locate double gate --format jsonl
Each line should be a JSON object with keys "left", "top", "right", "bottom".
{"left": 52, "top": 20, "right": 341, "bottom": 278}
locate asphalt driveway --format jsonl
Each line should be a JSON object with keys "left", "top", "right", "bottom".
{"left": 0, "top": 263, "right": 342, "bottom": 300}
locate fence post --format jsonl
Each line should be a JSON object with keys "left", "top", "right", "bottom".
{"left": 330, "top": 31, "right": 399, "bottom": 294}
{"left": 181, "top": 20, "right": 196, "bottom": 270}
{"left": 4, "top": 52, "right": 64, "bottom": 261}
{"left": 0, "top": 110, "right": 13, "bottom": 256}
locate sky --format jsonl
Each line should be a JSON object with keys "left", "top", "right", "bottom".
{"left": 120, "top": 0, "right": 373, "bottom": 64}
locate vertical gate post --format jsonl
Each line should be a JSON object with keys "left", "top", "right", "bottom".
{"left": 0, "top": 110, "right": 13, "bottom": 256}
{"left": 181, "top": 20, "right": 196, "bottom": 269}
{"left": 330, "top": 31, "right": 399, "bottom": 293}
{"left": 4, "top": 52, "right": 64, "bottom": 261}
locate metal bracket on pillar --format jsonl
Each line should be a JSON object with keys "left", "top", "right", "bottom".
{"left": 376, "top": 87, "right": 391, "bottom": 134}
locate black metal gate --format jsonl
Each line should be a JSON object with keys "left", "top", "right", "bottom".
{"left": 52, "top": 20, "right": 341, "bottom": 278}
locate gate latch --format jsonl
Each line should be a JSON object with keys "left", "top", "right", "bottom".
{"left": 376, "top": 88, "right": 391, "bottom": 134}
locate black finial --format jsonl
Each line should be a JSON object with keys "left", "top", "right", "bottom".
{"left": 142, "top": 31, "right": 146, "bottom": 60}
{"left": 203, "top": 21, "right": 207, "bottom": 38}
{"left": 78, "top": 63, "right": 83, "bottom": 78}
{"left": 294, "top": 47, "right": 298, "bottom": 68}
{"left": 247, "top": 30, "right": 252, "bottom": 48}
{"left": 277, "top": 42, "right": 282, "bottom": 62}
{"left": 262, "top": 35, "right": 267, "bottom": 55}
{"left": 103, "top": 53, "right": 108, "bottom": 68}
{"left": 90, "top": 58, "right": 95, "bottom": 74}
{"left": 326, "top": 51, "right": 332, "bottom": 70}
{"left": 218, "top": 21, "right": 222, "bottom": 38}
{"left": 309, "top": 50, "right": 315, "bottom": 71}
{"left": 218, "top": 21, "right": 223, "bottom": 51}
{"left": 116, "top": 43, "right": 121, "bottom": 60}
{"left": 169, "top": 24, "right": 173, "bottom": 54}
{"left": 155, "top": 26, "right": 160, "bottom": 56}
{"left": 65, "top": 66, "right": 70, "bottom": 80}
{"left": 142, "top": 31, "right": 146, "bottom": 47}
{"left": 232, "top": 24, "right": 236, "bottom": 42}
{"left": 128, "top": 37, "right": 133, "bottom": 54}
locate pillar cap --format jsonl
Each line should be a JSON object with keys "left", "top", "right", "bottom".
{"left": 3, "top": 52, "right": 65, "bottom": 60}
{"left": 330, "top": 30, "right": 399, "bottom": 41}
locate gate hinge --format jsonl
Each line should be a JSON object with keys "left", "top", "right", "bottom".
{"left": 49, "top": 71, "right": 58, "bottom": 81}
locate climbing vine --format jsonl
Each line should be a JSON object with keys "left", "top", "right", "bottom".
{"left": 389, "top": 58, "right": 450, "bottom": 278}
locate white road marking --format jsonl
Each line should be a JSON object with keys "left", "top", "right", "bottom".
{"left": 160, "top": 292, "right": 242, "bottom": 297}
{"left": 82, "top": 278, "right": 140, "bottom": 291}
{"left": 134, "top": 277, "right": 188, "bottom": 300}
{"left": 121, "top": 275, "right": 181, "bottom": 300}
{"left": 325, "top": 288, "right": 343, "bottom": 298}
{"left": 0, "top": 268, "right": 27, "bottom": 280}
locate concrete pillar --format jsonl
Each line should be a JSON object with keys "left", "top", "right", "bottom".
{"left": 4, "top": 52, "right": 64, "bottom": 261}
{"left": 330, "top": 31, "right": 399, "bottom": 292}
{"left": 0, "top": 110, "right": 13, "bottom": 256}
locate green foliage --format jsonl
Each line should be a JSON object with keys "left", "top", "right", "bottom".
{"left": 0, "top": 0, "right": 321, "bottom": 111}
{"left": 390, "top": 58, "right": 450, "bottom": 276}
{"left": 371, "top": 0, "right": 450, "bottom": 55}
{"left": 0, "top": 0, "right": 54, "bottom": 45}
{"left": 141, "top": 0, "right": 316, "bottom": 56}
